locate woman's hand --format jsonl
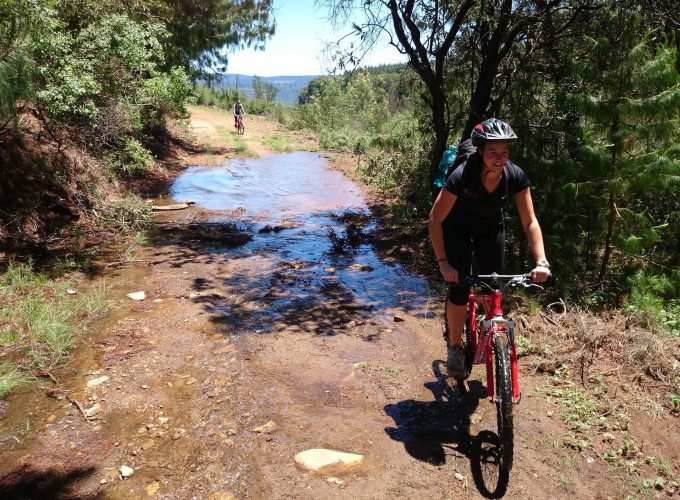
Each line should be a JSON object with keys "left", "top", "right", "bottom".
{"left": 438, "top": 260, "right": 459, "bottom": 282}
{"left": 531, "top": 265, "right": 550, "bottom": 283}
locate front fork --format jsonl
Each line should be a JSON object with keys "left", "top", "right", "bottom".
{"left": 483, "top": 325, "right": 521, "bottom": 404}
{"left": 482, "top": 291, "right": 521, "bottom": 404}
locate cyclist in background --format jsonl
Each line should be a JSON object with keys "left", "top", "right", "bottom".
{"left": 428, "top": 118, "right": 550, "bottom": 379}
{"left": 233, "top": 99, "right": 245, "bottom": 128}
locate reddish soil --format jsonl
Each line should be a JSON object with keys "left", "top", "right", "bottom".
{"left": 0, "top": 106, "right": 677, "bottom": 499}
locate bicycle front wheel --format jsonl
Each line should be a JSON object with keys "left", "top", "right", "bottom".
{"left": 238, "top": 121, "right": 245, "bottom": 135}
{"left": 493, "top": 333, "right": 514, "bottom": 473}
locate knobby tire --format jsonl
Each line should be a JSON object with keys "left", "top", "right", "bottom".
{"left": 493, "top": 333, "right": 514, "bottom": 474}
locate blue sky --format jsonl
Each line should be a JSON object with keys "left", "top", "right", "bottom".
{"left": 226, "top": 0, "right": 407, "bottom": 76}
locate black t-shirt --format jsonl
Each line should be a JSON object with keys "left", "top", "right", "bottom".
{"left": 443, "top": 153, "right": 530, "bottom": 232}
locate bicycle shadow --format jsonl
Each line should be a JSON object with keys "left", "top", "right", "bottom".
{"left": 384, "top": 360, "right": 510, "bottom": 499}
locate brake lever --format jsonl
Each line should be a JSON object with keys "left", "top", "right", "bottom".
{"left": 508, "top": 277, "right": 545, "bottom": 291}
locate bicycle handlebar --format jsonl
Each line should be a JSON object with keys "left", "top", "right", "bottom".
{"left": 459, "top": 272, "right": 547, "bottom": 291}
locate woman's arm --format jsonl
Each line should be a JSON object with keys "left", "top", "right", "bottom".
{"left": 514, "top": 187, "right": 550, "bottom": 282}
{"left": 428, "top": 189, "right": 459, "bottom": 282}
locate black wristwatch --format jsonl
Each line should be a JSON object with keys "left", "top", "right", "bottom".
{"left": 536, "top": 259, "right": 550, "bottom": 268}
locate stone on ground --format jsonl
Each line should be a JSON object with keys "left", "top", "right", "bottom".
{"left": 127, "top": 291, "right": 146, "bottom": 301}
{"left": 119, "top": 465, "right": 134, "bottom": 478}
{"left": 87, "top": 375, "right": 109, "bottom": 387}
{"left": 294, "top": 449, "right": 364, "bottom": 474}
{"left": 252, "top": 420, "right": 277, "bottom": 434}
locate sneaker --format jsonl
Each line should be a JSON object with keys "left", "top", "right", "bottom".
{"left": 446, "top": 344, "right": 467, "bottom": 380}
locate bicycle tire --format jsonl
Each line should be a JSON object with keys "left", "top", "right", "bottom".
{"left": 237, "top": 121, "right": 244, "bottom": 135}
{"left": 493, "top": 333, "right": 514, "bottom": 473}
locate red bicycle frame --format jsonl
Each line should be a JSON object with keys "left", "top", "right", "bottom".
{"left": 467, "top": 288, "right": 521, "bottom": 404}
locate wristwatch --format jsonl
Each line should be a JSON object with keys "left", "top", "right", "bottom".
{"left": 536, "top": 259, "right": 551, "bottom": 268}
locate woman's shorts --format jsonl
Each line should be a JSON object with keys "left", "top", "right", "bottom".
{"left": 443, "top": 222, "right": 505, "bottom": 305}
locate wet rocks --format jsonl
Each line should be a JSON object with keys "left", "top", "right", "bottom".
{"left": 294, "top": 449, "right": 364, "bottom": 474}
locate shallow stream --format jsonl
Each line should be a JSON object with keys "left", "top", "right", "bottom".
{"left": 171, "top": 151, "right": 435, "bottom": 317}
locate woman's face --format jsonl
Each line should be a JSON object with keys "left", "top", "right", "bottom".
{"left": 480, "top": 141, "right": 510, "bottom": 172}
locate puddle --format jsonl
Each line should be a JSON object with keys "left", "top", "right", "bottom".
{"left": 171, "top": 152, "right": 435, "bottom": 317}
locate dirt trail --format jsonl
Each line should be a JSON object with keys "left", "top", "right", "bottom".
{"left": 0, "top": 107, "right": 677, "bottom": 500}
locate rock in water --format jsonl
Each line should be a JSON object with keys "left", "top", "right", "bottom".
{"left": 294, "top": 449, "right": 364, "bottom": 474}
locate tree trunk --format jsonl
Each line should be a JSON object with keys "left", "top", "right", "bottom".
{"left": 598, "top": 189, "right": 616, "bottom": 283}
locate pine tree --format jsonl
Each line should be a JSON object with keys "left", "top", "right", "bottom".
{"left": 567, "top": 6, "right": 680, "bottom": 287}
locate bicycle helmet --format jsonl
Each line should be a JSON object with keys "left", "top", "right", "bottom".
{"left": 470, "top": 118, "right": 518, "bottom": 146}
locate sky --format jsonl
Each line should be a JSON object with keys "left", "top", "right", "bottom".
{"left": 225, "top": 0, "right": 407, "bottom": 77}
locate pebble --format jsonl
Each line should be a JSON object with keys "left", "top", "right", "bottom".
{"left": 67, "top": 289, "right": 77, "bottom": 295}
{"left": 586, "top": 457, "right": 595, "bottom": 464}
{"left": 84, "top": 403, "right": 101, "bottom": 418}
{"left": 119, "top": 465, "right": 134, "bottom": 479}
{"left": 294, "top": 449, "right": 364, "bottom": 474}
{"left": 252, "top": 420, "right": 277, "bottom": 434}
{"left": 209, "top": 493, "right": 236, "bottom": 500}
{"left": 141, "top": 439, "right": 155, "bottom": 450}
{"left": 454, "top": 472, "right": 465, "bottom": 481}
{"left": 158, "top": 417, "right": 170, "bottom": 425}
{"left": 393, "top": 315, "right": 405, "bottom": 322}
{"left": 144, "top": 481, "right": 161, "bottom": 496}
{"left": 87, "top": 375, "right": 109, "bottom": 388}
{"left": 127, "top": 291, "right": 146, "bottom": 301}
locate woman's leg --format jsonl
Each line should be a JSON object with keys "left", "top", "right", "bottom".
{"left": 444, "top": 225, "right": 473, "bottom": 346}
{"left": 446, "top": 301, "right": 467, "bottom": 346}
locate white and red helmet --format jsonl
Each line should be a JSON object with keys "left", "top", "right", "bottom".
{"left": 471, "top": 118, "right": 518, "bottom": 146}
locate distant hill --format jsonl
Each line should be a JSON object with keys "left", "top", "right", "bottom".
{"left": 212, "top": 74, "right": 319, "bottom": 106}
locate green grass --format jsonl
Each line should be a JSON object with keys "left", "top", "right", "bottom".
{"left": 216, "top": 125, "right": 256, "bottom": 156}
{"left": 262, "top": 134, "right": 297, "bottom": 152}
{"left": 0, "top": 363, "right": 28, "bottom": 399}
{"left": 0, "top": 261, "right": 108, "bottom": 397}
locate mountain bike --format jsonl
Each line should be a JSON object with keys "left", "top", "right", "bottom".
{"left": 235, "top": 115, "right": 244, "bottom": 135}
{"left": 453, "top": 273, "right": 545, "bottom": 475}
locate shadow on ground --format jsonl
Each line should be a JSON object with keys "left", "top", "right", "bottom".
{"left": 0, "top": 464, "right": 97, "bottom": 499}
{"left": 385, "top": 360, "right": 510, "bottom": 499}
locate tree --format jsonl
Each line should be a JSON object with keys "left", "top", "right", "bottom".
{"left": 565, "top": 9, "right": 680, "bottom": 284}
{"left": 324, "top": 0, "right": 596, "bottom": 192}
{"left": 147, "top": 0, "right": 276, "bottom": 76}
{"left": 0, "top": 0, "right": 35, "bottom": 134}
{"left": 252, "top": 75, "right": 278, "bottom": 102}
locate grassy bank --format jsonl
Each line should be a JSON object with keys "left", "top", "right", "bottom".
{"left": 0, "top": 261, "right": 108, "bottom": 398}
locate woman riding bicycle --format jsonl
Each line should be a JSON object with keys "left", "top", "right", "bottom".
{"left": 428, "top": 118, "right": 550, "bottom": 379}
{"left": 233, "top": 99, "right": 245, "bottom": 128}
